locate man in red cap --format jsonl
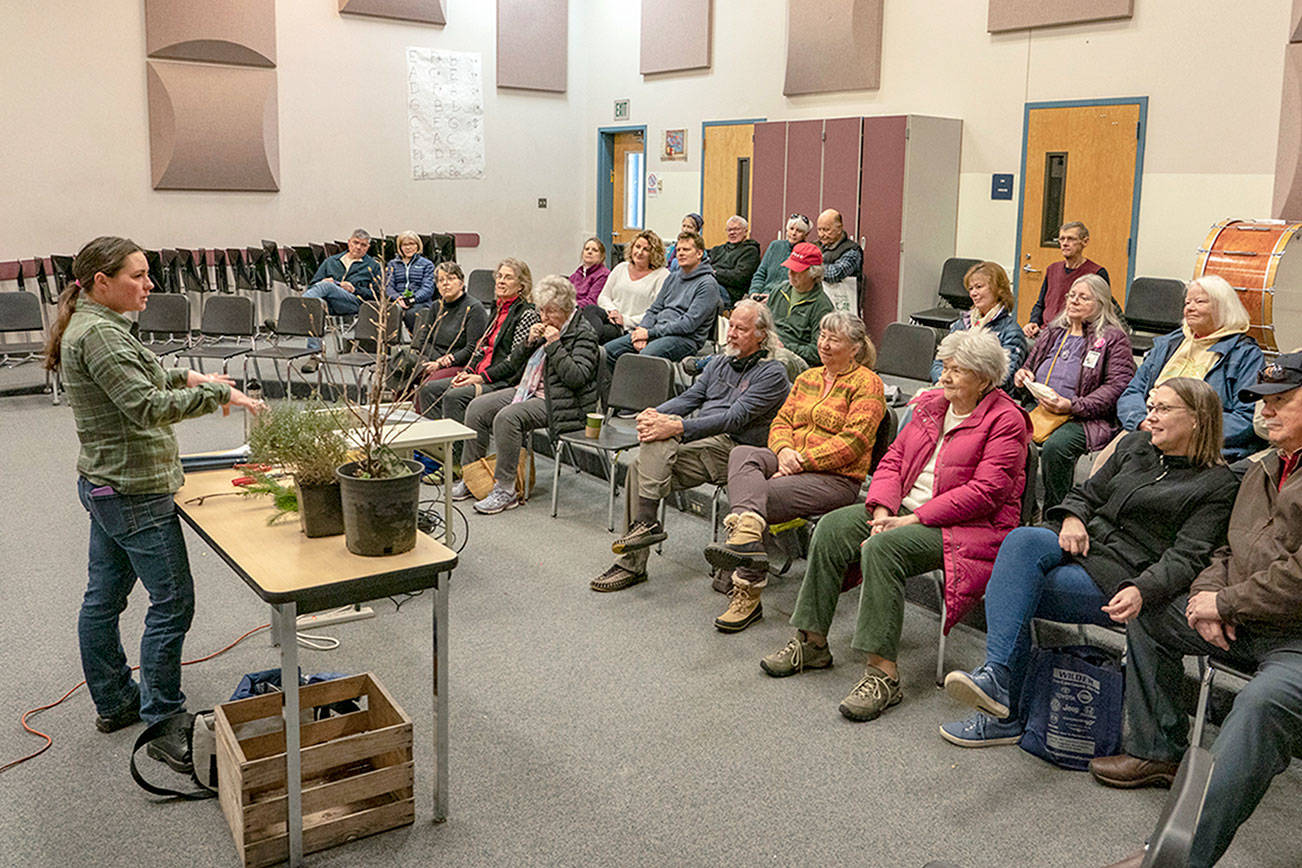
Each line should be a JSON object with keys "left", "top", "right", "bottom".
{"left": 765, "top": 241, "right": 836, "bottom": 373}
{"left": 1091, "top": 351, "right": 1302, "bottom": 868}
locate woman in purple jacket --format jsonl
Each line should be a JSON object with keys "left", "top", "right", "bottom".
{"left": 1015, "top": 273, "right": 1135, "bottom": 510}
{"left": 568, "top": 237, "right": 611, "bottom": 308}
{"left": 759, "top": 328, "right": 1031, "bottom": 723}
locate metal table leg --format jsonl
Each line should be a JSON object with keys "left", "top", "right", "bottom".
{"left": 433, "top": 573, "right": 449, "bottom": 822}
{"left": 441, "top": 440, "right": 454, "bottom": 545}
{"left": 272, "top": 601, "right": 303, "bottom": 865}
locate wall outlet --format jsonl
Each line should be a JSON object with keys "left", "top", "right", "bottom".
{"left": 538, "top": 198, "right": 547, "bottom": 208}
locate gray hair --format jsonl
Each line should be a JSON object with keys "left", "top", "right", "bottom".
{"left": 1060, "top": 221, "right": 1089, "bottom": 240}
{"left": 819, "top": 310, "right": 876, "bottom": 368}
{"left": 935, "top": 327, "right": 1009, "bottom": 391}
{"left": 533, "top": 274, "right": 577, "bottom": 316}
{"left": 807, "top": 263, "right": 825, "bottom": 282}
{"left": 727, "top": 298, "right": 777, "bottom": 356}
{"left": 786, "top": 213, "right": 812, "bottom": 235}
{"left": 1049, "top": 273, "right": 1124, "bottom": 333}
{"left": 349, "top": 228, "right": 371, "bottom": 242}
{"left": 1187, "top": 274, "right": 1250, "bottom": 334}
{"left": 727, "top": 215, "right": 748, "bottom": 230}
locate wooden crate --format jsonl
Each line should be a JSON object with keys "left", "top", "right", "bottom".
{"left": 214, "top": 672, "right": 414, "bottom": 868}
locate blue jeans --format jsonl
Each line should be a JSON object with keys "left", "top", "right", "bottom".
{"left": 603, "top": 333, "right": 700, "bottom": 369}
{"left": 76, "top": 478, "right": 195, "bottom": 724}
{"left": 303, "top": 280, "right": 364, "bottom": 350}
{"left": 983, "top": 526, "right": 1113, "bottom": 710}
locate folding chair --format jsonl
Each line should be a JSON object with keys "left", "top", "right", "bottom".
{"left": 181, "top": 294, "right": 256, "bottom": 374}
{"left": 467, "top": 269, "right": 496, "bottom": 306}
{"left": 0, "top": 290, "right": 58, "bottom": 403}
{"left": 550, "top": 353, "right": 673, "bottom": 531}
{"left": 241, "top": 297, "right": 327, "bottom": 397}
{"left": 909, "top": 257, "right": 983, "bottom": 330}
{"left": 323, "top": 302, "right": 403, "bottom": 403}
{"left": 136, "top": 293, "right": 192, "bottom": 358}
{"left": 1123, "top": 277, "right": 1185, "bottom": 355}
{"left": 876, "top": 322, "right": 940, "bottom": 400}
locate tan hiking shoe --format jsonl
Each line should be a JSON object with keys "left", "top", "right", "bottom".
{"left": 704, "top": 511, "right": 768, "bottom": 571}
{"left": 838, "top": 665, "right": 902, "bottom": 721}
{"left": 760, "top": 634, "right": 833, "bottom": 677}
{"left": 714, "top": 580, "right": 763, "bottom": 632}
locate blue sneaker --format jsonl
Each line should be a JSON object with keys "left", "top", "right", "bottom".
{"left": 943, "top": 663, "right": 1011, "bottom": 718}
{"left": 939, "top": 712, "right": 1023, "bottom": 748}
{"left": 473, "top": 485, "right": 520, "bottom": 515}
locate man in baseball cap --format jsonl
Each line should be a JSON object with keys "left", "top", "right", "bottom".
{"left": 1092, "top": 350, "right": 1302, "bottom": 867}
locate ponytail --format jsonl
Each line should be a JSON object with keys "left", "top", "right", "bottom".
{"left": 44, "top": 236, "right": 143, "bottom": 372}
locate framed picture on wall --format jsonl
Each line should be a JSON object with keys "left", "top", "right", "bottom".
{"left": 663, "top": 129, "right": 687, "bottom": 161}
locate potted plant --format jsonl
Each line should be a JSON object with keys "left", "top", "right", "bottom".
{"left": 326, "top": 252, "right": 428, "bottom": 556}
{"left": 247, "top": 400, "right": 351, "bottom": 537}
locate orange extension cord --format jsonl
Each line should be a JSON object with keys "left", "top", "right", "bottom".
{"left": 0, "top": 622, "right": 271, "bottom": 774}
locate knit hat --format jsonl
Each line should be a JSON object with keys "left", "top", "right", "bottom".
{"left": 684, "top": 213, "right": 704, "bottom": 232}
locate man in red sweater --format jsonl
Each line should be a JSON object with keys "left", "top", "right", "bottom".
{"left": 1023, "top": 221, "right": 1109, "bottom": 339}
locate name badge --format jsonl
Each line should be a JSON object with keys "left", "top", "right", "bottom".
{"left": 1083, "top": 350, "right": 1101, "bottom": 369}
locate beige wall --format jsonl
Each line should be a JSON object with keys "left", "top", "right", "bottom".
{"left": 1, "top": 0, "right": 1292, "bottom": 299}
{"left": 0, "top": 0, "right": 585, "bottom": 276}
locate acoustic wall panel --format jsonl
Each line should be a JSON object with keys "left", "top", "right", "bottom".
{"left": 144, "top": 0, "right": 276, "bottom": 67}
{"left": 783, "top": 0, "right": 882, "bottom": 95}
{"left": 987, "top": 0, "right": 1132, "bottom": 32}
{"left": 640, "top": 0, "right": 711, "bottom": 75}
{"left": 1293, "top": 0, "right": 1302, "bottom": 42}
{"left": 1274, "top": 43, "right": 1302, "bottom": 219}
{"left": 147, "top": 60, "right": 279, "bottom": 191}
{"left": 496, "top": 0, "right": 566, "bottom": 92}
{"left": 339, "top": 0, "right": 446, "bottom": 25}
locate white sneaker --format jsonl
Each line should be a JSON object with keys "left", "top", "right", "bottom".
{"left": 451, "top": 480, "right": 474, "bottom": 501}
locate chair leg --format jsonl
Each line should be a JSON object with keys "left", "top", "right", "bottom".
{"left": 934, "top": 571, "right": 947, "bottom": 688}
{"left": 606, "top": 453, "right": 618, "bottom": 532}
{"left": 656, "top": 499, "right": 666, "bottom": 556}
{"left": 1190, "top": 656, "right": 1213, "bottom": 748}
{"left": 550, "top": 440, "right": 563, "bottom": 518}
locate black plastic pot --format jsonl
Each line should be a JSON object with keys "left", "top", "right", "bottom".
{"left": 296, "top": 480, "right": 345, "bottom": 538}
{"left": 336, "top": 459, "right": 423, "bottom": 556}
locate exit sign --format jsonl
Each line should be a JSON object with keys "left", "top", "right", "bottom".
{"left": 614, "top": 99, "right": 630, "bottom": 121}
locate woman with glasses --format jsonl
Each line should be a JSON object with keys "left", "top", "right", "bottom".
{"left": 1015, "top": 273, "right": 1135, "bottom": 509}
{"left": 939, "top": 377, "right": 1237, "bottom": 748}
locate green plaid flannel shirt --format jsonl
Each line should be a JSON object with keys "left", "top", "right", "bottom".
{"left": 61, "top": 297, "right": 230, "bottom": 493}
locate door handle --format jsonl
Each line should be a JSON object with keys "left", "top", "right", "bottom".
{"left": 1022, "top": 264, "right": 1041, "bottom": 273}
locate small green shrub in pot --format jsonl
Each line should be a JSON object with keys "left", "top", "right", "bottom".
{"left": 248, "top": 401, "right": 351, "bottom": 536}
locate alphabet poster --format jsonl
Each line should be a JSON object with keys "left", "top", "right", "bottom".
{"left": 407, "top": 48, "right": 485, "bottom": 180}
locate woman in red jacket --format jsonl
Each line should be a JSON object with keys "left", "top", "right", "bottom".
{"left": 759, "top": 327, "right": 1032, "bottom": 723}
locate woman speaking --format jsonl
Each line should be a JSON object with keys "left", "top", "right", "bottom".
{"left": 45, "top": 236, "right": 262, "bottom": 773}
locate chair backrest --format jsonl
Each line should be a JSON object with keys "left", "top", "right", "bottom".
{"left": 1124, "top": 277, "right": 1185, "bottom": 334}
{"left": 875, "top": 322, "right": 938, "bottom": 380}
{"left": 199, "top": 294, "right": 255, "bottom": 338}
{"left": 937, "top": 257, "right": 982, "bottom": 307}
{"left": 1021, "top": 443, "right": 1040, "bottom": 525}
{"left": 467, "top": 268, "right": 496, "bottom": 305}
{"left": 275, "top": 297, "right": 326, "bottom": 338}
{"left": 607, "top": 353, "right": 673, "bottom": 413}
{"left": 868, "top": 406, "right": 898, "bottom": 474}
{"left": 595, "top": 346, "right": 612, "bottom": 409}
{"left": 1142, "top": 746, "right": 1215, "bottom": 868}
{"left": 211, "top": 248, "right": 230, "bottom": 293}
{"left": 137, "top": 293, "right": 190, "bottom": 336}
{"left": 50, "top": 255, "right": 76, "bottom": 297}
{"left": 0, "top": 291, "right": 45, "bottom": 334}
{"left": 352, "top": 302, "right": 403, "bottom": 347}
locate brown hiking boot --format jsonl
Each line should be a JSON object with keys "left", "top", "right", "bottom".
{"left": 714, "top": 576, "right": 763, "bottom": 632}
{"left": 704, "top": 511, "right": 768, "bottom": 571}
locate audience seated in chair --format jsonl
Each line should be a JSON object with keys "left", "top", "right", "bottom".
{"left": 815, "top": 209, "right": 863, "bottom": 284}
{"left": 1090, "top": 353, "right": 1302, "bottom": 868}
{"left": 928, "top": 260, "right": 1027, "bottom": 393}
{"left": 453, "top": 275, "right": 600, "bottom": 515}
{"left": 302, "top": 228, "right": 381, "bottom": 351}
{"left": 387, "top": 261, "right": 488, "bottom": 399}
{"left": 940, "top": 378, "right": 1236, "bottom": 749}
{"left": 1114, "top": 274, "right": 1265, "bottom": 461}
{"left": 1023, "top": 220, "right": 1109, "bottom": 340}
{"left": 580, "top": 230, "right": 668, "bottom": 344}
{"left": 569, "top": 236, "right": 611, "bottom": 309}
{"left": 758, "top": 328, "right": 1029, "bottom": 724}
{"left": 749, "top": 213, "right": 811, "bottom": 299}
{"left": 384, "top": 229, "right": 436, "bottom": 335}
{"left": 707, "top": 215, "right": 761, "bottom": 308}
{"left": 420, "top": 258, "right": 539, "bottom": 425}
{"left": 703, "top": 311, "right": 885, "bottom": 633}
{"left": 589, "top": 299, "right": 791, "bottom": 592}
{"left": 763, "top": 241, "right": 836, "bottom": 377}
{"left": 665, "top": 213, "right": 706, "bottom": 272}
{"left": 1015, "top": 274, "right": 1135, "bottom": 510}
{"left": 604, "top": 229, "right": 720, "bottom": 368}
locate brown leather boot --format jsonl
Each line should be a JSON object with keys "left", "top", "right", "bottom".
{"left": 704, "top": 511, "right": 768, "bottom": 571}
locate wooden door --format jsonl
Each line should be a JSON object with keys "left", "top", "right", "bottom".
{"left": 1017, "top": 103, "right": 1142, "bottom": 323}
{"left": 701, "top": 123, "right": 755, "bottom": 247}
{"left": 611, "top": 131, "right": 645, "bottom": 247}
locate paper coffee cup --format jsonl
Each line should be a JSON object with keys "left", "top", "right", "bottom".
{"left": 585, "top": 413, "right": 603, "bottom": 438}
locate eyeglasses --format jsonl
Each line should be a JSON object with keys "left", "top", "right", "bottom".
{"left": 1064, "top": 292, "right": 1094, "bottom": 303}
{"left": 1145, "top": 402, "right": 1189, "bottom": 416}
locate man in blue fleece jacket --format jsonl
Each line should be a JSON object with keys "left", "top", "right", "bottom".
{"left": 590, "top": 300, "right": 791, "bottom": 592}
{"left": 604, "top": 230, "right": 720, "bottom": 367}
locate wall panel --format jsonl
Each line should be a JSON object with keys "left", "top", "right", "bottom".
{"left": 497, "top": 0, "right": 566, "bottom": 92}
{"left": 783, "top": 0, "right": 882, "bottom": 95}
{"left": 640, "top": 0, "right": 711, "bottom": 74}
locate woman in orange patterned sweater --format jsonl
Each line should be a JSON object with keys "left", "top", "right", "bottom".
{"left": 705, "top": 310, "right": 886, "bottom": 632}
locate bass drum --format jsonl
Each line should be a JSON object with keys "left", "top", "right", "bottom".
{"left": 1193, "top": 218, "right": 1302, "bottom": 353}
